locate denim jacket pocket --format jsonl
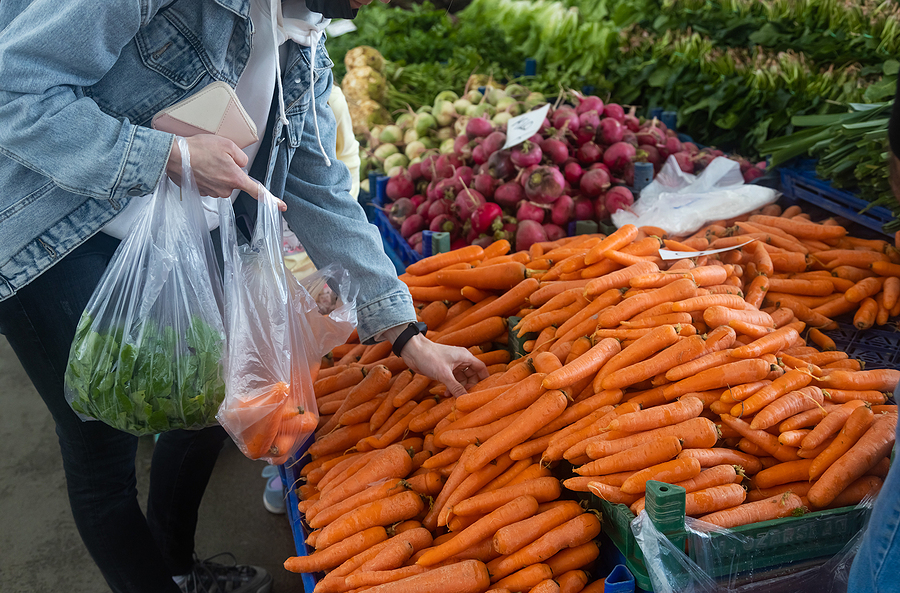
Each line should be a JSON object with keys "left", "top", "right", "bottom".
{"left": 86, "top": 9, "right": 212, "bottom": 126}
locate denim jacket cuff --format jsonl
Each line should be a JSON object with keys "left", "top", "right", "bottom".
{"left": 109, "top": 126, "right": 172, "bottom": 201}
{"left": 357, "top": 290, "right": 417, "bottom": 345}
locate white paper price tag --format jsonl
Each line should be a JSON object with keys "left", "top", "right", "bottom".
{"left": 326, "top": 20, "right": 357, "bottom": 37}
{"left": 658, "top": 239, "right": 755, "bottom": 261}
{"left": 502, "top": 104, "right": 551, "bottom": 150}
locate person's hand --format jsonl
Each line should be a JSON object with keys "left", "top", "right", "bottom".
{"left": 166, "top": 134, "right": 287, "bottom": 210}
{"left": 890, "top": 152, "right": 900, "bottom": 205}
{"left": 398, "top": 334, "right": 489, "bottom": 397}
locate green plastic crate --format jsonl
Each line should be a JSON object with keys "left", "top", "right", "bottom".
{"left": 588, "top": 482, "right": 868, "bottom": 591}
{"left": 558, "top": 457, "right": 869, "bottom": 591}
{"left": 507, "top": 316, "right": 537, "bottom": 360}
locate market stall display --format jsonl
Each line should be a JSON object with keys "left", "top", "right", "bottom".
{"left": 283, "top": 202, "right": 899, "bottom": 592}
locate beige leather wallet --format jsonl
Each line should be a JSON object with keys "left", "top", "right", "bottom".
{"left": 152, "top": 81, "right": 259, "bottom": 149}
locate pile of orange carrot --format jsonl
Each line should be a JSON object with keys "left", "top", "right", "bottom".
{"left": 284, "top": 202, "right": 899, "bottom": 593}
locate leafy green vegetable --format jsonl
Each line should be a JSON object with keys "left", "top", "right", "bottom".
{"left": 65, "top": 314, "right": 226, "bottom": 435}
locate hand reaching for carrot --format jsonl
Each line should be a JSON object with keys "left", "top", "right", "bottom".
{"left": 398, "top": 334, "right": 489, "bottom": 397}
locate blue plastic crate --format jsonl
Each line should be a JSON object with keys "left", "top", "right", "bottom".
{"left": 278, "top": 434, "right": 321, "bottom": 591}
{"left": 779, "top": 164, "right": 894, "bottom": 237}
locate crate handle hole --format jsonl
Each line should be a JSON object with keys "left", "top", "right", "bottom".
{"left": 659, "top": 486, "right": 668, "bottom": 492}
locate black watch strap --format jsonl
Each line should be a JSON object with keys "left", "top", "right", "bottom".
{"left": 392, "top": 322, "right": 428, "bottom": 357}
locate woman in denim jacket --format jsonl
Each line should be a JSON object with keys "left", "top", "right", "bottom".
{"left": 0, "top": 1, "right": 486, "bottom": 592}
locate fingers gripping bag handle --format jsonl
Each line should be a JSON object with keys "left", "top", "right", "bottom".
{"left": 63, "top": 137, "right": 227, "bottom": 435}
{"left": 216, "top": 183, "right": 357, "bottom": 465}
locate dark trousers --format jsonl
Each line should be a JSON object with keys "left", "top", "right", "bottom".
{"left": 0, "top": 232, "right": 229, "bottom": 593}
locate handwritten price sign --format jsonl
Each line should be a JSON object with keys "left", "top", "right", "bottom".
{"left": 502, "top": 104, "right": 551, "bottom": 150}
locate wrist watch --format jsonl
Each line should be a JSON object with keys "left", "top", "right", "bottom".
{"left": 391, "top": 321, "right": 428, "bottom": 357}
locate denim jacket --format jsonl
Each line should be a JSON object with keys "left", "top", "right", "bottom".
{"left": 0, "top": 0, "right": 415, "bottom": 342}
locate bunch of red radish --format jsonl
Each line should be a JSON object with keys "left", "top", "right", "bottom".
{"left": 383, "top": 94, "right": 766, "bottom": 254}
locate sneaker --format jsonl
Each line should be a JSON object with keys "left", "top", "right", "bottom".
{"left": 179, "top": 553, "right": 272, "bottom": 593}
{"left": 261, "top": 465, "right": 279, "bottom": 480}
{"left": 263, "top": 475, "right": 286, "bottom": 515}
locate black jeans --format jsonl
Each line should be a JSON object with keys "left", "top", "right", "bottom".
{"left": 0, "top": 232, "right": 229, "bottom": 593}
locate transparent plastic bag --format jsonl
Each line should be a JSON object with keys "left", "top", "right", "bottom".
{"left": 64, "top": 138, "right": 226, "bottom": 435}
{"left": 631, "top": 495, "right": 873, "bottom": 593}
{"left": 215, "top": 183, "right": 357, "bottom": 465}
{"left": 612, "top": 156, "right": 780, "bottom": 236}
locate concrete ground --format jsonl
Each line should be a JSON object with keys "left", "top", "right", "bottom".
{"left": 0, "top": 336, "right": 306, "bottom": 593}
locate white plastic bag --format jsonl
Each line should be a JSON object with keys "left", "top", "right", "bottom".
{"left": 216, "top": 183, "right": 357, "bottom": 465}
{"left": 612, "top": 156, "right": 779, "bottom": 236}
{"left": 64, "top": 138, "right": 226, "bottom": 435}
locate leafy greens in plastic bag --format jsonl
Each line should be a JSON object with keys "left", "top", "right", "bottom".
{"left": 64, "top": 138, "right": 226, "bottom": 435}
